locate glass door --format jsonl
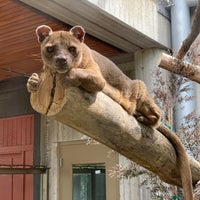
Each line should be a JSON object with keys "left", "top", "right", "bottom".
{"left": 72, "top": 163, "right": 106, "bottom": 200}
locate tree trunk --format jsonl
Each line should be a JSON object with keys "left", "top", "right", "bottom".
{"left": 158, "top": 53, "right": 200, "bottom": 83}
{"left": 30, "top": 69, "right": 200, "bottom": 187}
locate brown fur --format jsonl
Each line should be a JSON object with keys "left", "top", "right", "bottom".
{"left": 27, "top": 25, "right": 193, "bottom": 199}
{"left": 91, "top": 49, "right": 161, "bottom": 128}
{"left": 157, "top": 125, "right": 193, "bottom": 200}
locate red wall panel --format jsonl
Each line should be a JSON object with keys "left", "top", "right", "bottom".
{"left": 0, "top": 114, "right": 34, "bottom": 200}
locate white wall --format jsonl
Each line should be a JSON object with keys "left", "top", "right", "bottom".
{"left": 134, "top": 48, "right": 167, "bottom": 91}
{"left": 119, "top": 156, "right": 152, "bottom": 200}
{"left": 87, "top": 0, "right": 171, "bottom": 48}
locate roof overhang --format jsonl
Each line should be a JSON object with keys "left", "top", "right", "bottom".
{"left": 19, "top": 0, "right": 169, "bottom": 52}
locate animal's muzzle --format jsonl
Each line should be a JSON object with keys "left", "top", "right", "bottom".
{"left": 55, "top": 57, "right": 67, "bottom": 67}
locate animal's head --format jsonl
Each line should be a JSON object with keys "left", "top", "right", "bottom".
{"left": 36, "top": 25, "right": 85, "bottom": 73}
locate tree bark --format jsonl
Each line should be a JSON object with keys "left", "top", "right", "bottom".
{"left": 194, "top": 180, "right": 200, "bottom": 200}
{"left": 158, "top": 53, "right": 200, "bottom": 83}
{"left": 30, "top": 70, "right": 200, "bottom": 187}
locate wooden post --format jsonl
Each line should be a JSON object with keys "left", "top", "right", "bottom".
{"left": 29, "top": 70, "right": 200, "bottom": 187}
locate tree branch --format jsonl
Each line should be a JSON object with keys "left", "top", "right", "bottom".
{"left": 158, "top": 53, "right": 200, "bottom": 83}
{"left": 29, "top": 70, "right": 200, "bottom": 187}
{"left": 176, "top": 1, "right": 200, "bottom": 59}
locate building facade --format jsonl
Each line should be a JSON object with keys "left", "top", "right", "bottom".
{"left": 0, "top": 0, "right": 199, "bottom": 199}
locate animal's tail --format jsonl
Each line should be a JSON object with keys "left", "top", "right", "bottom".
{"left": 157, "top": 125, "right": 193, "bottom": 200}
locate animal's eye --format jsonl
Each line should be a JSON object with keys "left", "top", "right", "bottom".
{"left": 46, "top": 46, "right": 55, "bottom": 53}
{"left": 68, "top": 46, "right": 76, "bottom": 53}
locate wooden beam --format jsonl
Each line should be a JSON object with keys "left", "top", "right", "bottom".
{"left": 0, "top": 167, "right": 47, "bottom": 174}
{"left": 29, "top": 70, "right": 200, "bottom": 187}
{"left": 158, "top": 53, "right": 200, "bottom": 83}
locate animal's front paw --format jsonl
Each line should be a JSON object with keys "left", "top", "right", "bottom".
{"left": 61, "top": 69, "right": 81, "bottom": 87}
{"left": 27, "top": 73, "right": 41, "bottom": 92}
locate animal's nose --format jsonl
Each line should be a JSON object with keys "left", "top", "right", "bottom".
{"left": 55, "top": 57, "right": 67, "bottom": 66}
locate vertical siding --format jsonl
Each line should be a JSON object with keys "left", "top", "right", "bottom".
{"left": 0, "top": 115, "right": 34, "bottom": 147}
{"left": 0, "top": 114, "right": 34, "bottom": 200}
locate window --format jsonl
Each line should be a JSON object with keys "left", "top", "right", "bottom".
{"left": 72, "top": 163, "right": 106, "bottom": 200}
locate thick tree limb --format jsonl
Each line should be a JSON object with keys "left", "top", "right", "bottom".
{"left": 158, "top": 53, "right": 200, "bottom": 83}
{"left": 29, "top": 70, "right": 200, "bottom": 187}
{"left": 176, "top": 0, "right": 200, "bottom": 60}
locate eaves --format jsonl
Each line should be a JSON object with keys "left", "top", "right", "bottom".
{"left": 19, "top": 0, "right": 169, "bottom": 52}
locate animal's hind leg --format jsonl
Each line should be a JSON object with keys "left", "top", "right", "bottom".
{"left": 135, "top": 112, "right": 160, "bottom": 127}
{"left": 135, "top": 98, "right": 161, "bottom": 128}
{"left": 132, "top": 80, "right": 161, "bottom": 128}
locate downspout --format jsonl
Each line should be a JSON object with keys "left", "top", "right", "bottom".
{"left": 170, "top": 0, "right": 195, "bottom": 130}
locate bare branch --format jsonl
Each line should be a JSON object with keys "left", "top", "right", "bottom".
{"left": 176, "top": 1, "right": 200, "bottom": 59}
{"left": 158, "top": 53, "right": 200, "bottom": 83}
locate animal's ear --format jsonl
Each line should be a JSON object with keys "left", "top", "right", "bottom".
{"left": 36, "top": 25, "right": 52, "bottom": 43}
{"left": 70, "top": 26, "right": 85, "bottom": 42}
